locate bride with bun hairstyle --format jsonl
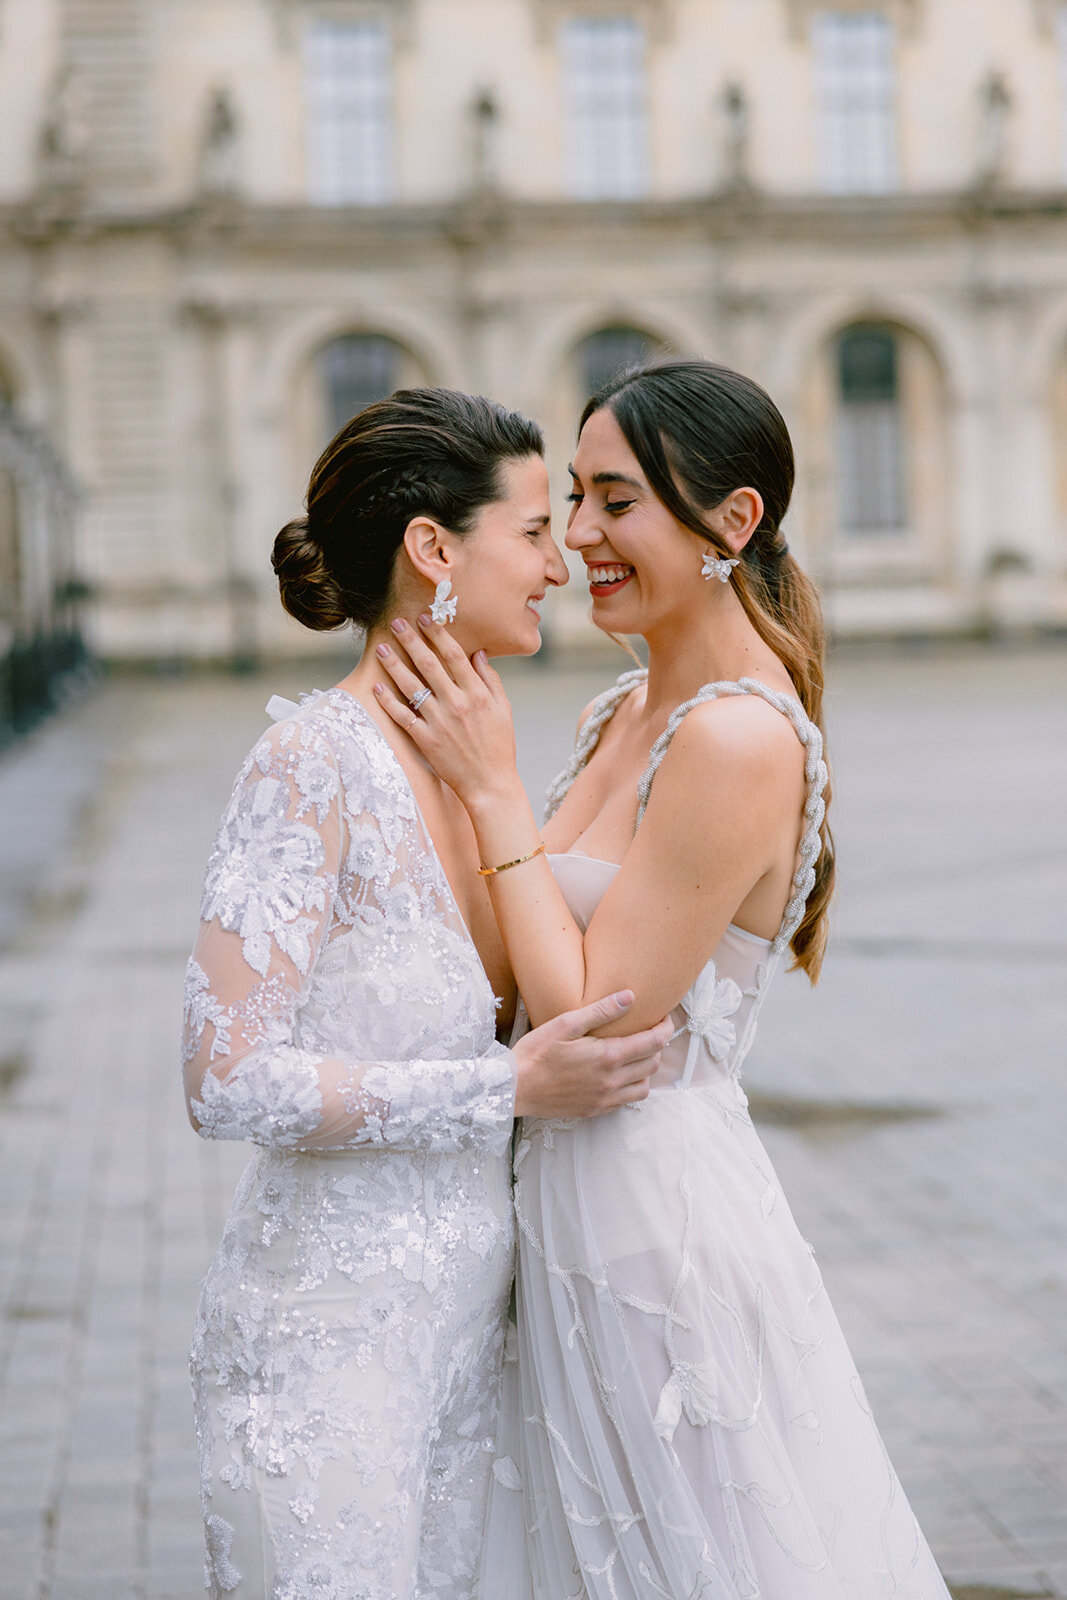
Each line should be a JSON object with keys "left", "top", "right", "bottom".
{"left": 375, "top": 360, "right": 953, "bottom": 1597}
{"left": 181, "top": 385, "right": 671, "bottom": 1600}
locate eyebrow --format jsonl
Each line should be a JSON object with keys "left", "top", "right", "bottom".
{"left": 567, "top": 465, "right": 644, "bottom": 491}
{"left": 524, "top": 513, "right": 552, "bottom": 527}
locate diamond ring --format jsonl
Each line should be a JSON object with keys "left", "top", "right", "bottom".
{"left": 409, "top": 687, "right": 433, "bottom": 714}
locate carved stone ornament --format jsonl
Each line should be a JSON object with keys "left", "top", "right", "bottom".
{"left": 267, "top": 0, "right": 414, "bottom": 48}
{"left": 198, "top": 87, "right": 241, "bottom": 196}
{"left": 973, "top": 70, "right": 1013, "bottom": 189}
{"left": 720, "top": 81, "right": 751, "bottom": 190}
{"left": 468, "top": 89, "right": 501, "bottom": 193}
{"left": 37, "top": 64, "right": 89, "bottom": 190}
{"left": 781, "top": 0, "right": 922, "bottom": 40}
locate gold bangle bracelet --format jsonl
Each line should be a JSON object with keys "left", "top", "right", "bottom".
{"left": 477, "top": 842, "right": 546, "bottom": 878}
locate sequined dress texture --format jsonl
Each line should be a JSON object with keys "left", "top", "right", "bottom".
{"left": 476, "top": 672, "right": 952, "bottom": 1600}
{"left": 182, "top": 689, "right": 517, "bottom": 1600}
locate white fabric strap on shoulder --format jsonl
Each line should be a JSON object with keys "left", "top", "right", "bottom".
{"left": 544, "top": 668, "right": 648, "bottom": 822}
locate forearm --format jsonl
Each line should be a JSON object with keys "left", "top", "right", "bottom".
{"left": 185, "top": 1040, "right": 517, "bottom": 1156}
{"left": 466, "top": 777, "right": 590, "bottom": 1027}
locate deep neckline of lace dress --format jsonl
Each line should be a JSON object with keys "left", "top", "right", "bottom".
{"left": 319, "top": 684, "right": 485, "bottom": 961}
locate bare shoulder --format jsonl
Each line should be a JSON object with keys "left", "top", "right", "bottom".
{"left": 678, "top": 688, "right": 801, "bottom": 756}
{"left": 654, "top": 690, "right": 804, "bottom": 799}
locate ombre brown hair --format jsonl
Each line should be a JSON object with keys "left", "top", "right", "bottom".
{"left": 580, "top": 358, "right": 835, "bottom": 982}
{"left": 273, "top": 386, "right": 544, "bottom": 633}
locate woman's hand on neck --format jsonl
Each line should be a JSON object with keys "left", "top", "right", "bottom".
{"left": 335, "top": 613, "right": 436, "bottom": 745}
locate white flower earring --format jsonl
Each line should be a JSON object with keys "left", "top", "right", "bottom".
{"left": 429, "top": 578, "right": 458, "bottom": 624}
{"left": 701, "top": 548, "right": 740, "bottom": 584}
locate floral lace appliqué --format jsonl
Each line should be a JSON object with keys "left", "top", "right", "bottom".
{"left": 185, "top": 690, "right": 517, "bottom": 1597}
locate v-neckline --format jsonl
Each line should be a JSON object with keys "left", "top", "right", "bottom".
{"left": 321, "top": 687, "right": 482, "bottom": 957}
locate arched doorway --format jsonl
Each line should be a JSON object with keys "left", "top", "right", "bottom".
{"left": 835, "top": 323, "right": 907, "bottom": 535}
{"left": 801, "top": 317, "right": 951, "bottom": 585}
{"left": 291, "top": 330, "right": 429, "bottom": 483}
{"left": 318, "top": 332, "right": 405, "bottom": 439}
{"left": 0, "top": 354, "right": 83, "bottom": 741}
{"left": 1049, "top": 332, "right": 1067, "bottom": 545}
{"left": 575, "top": 324, "right": 663, "bottom": 402}
{"left": 0, "top": 362, "right": 19, "bottom": 666}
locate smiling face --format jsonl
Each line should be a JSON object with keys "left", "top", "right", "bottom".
{"left": 447, "top": 453, "right": 569, "bottom": 658}
{"left": 565, "top": 406, "right": 713, "bottom": 640}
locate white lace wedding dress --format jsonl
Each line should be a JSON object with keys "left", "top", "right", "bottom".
{"left": 182, "top": 688, "right": 518, "bottom": 1600}
{"left": 478, "top": 672, "right": 951, "bottom": 1600}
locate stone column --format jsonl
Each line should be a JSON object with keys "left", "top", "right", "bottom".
{"left": 184, "top": 298, "right": 260, "bottom": 670}
{"left": 969, "top": 280, "right": 1053, "bottom": 628}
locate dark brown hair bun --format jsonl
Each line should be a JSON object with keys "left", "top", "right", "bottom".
{"left": 271, "top": 517, "right": 348, "bottom": 632}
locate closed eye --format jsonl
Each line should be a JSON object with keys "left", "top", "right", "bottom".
{"left": 567, "top": 492, "right": 634, "bottom": 513}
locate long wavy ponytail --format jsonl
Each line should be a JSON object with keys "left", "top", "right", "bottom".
{"left": 580, "top": 359, "right": 835, "bottom": 982}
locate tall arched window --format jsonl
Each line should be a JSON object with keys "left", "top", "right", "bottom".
{"left": 0, "top": 363, "right": 21, "bottom": 639}
{"left": 0, "top": 356, "right": 81, "bottom": 738}
{"left": 318, "top": 333, "right": 402, "bottom": 438}
{"left": 293, "top": 331, "right": 428, "bottom": 479}
{"left": 1050, "top": 332, "right": 1067, "bottom": 535}
{"left": 577, "top": 325, "right": 660, "bottom": 401}
{"left": 835, "top": 323, "right": 906, "bottom": 534}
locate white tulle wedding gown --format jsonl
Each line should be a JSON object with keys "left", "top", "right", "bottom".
{"left": 477, "top": 671, "right": 951, "bottom": 1600}
{"left": 182, "top": 689, "right": 518, "bottom": 1600}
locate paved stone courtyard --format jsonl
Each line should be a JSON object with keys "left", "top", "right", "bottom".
{"left": 0, "top": 640, "right": 1064, "bottom": 1599}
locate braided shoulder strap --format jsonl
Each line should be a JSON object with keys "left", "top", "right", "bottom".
{"left": 634, "top": 677, "right": 828, "bottom": 955}
{"left": 543, "top": 669, "right": 648, "bottom": 822}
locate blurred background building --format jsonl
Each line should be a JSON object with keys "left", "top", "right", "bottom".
{"left": 2, "top": 0, "right": 1067, "bottom": 712}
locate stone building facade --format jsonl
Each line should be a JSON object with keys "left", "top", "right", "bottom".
{"left": 2, "top": 0, "right": 1067, "bottom": 666}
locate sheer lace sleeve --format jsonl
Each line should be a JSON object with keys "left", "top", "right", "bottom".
{"left": 181, "top": 713, "right": 516, "bottom": 1156}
